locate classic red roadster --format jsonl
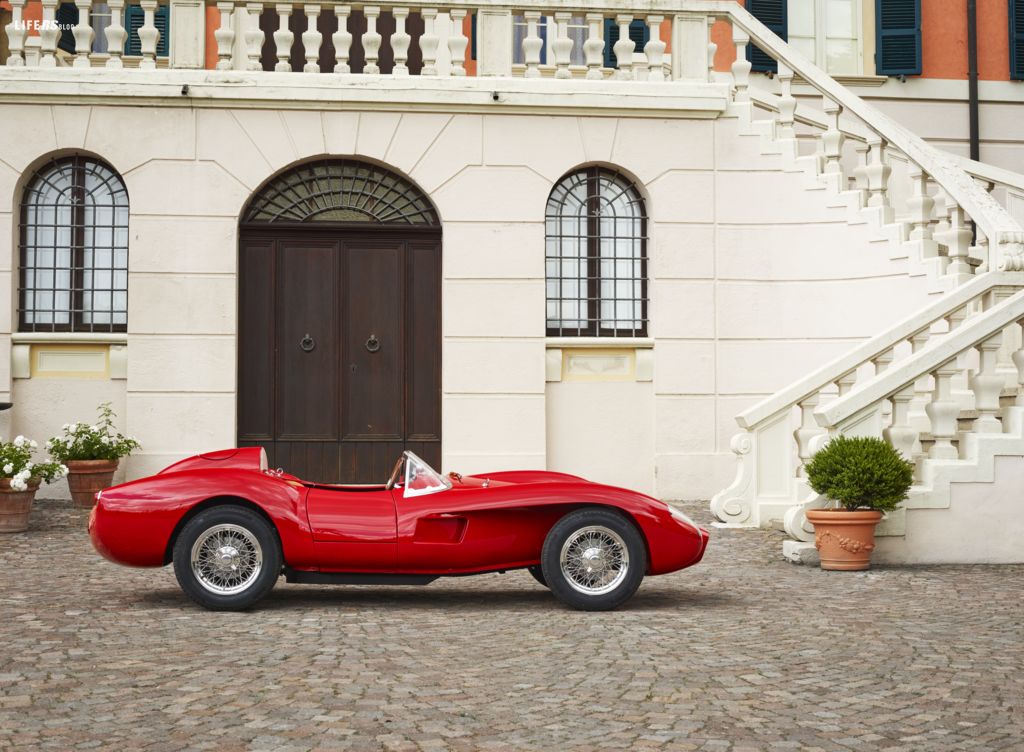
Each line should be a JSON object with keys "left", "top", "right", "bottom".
{"left": 89, "top": 448, "right": 708, "bottom": 611}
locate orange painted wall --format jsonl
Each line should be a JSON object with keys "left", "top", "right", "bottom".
{"left": 975, "top": 0, "right": 1011, "bottom": 80}
{"left": 23, "top": 0, "right": 41, "bottom": 36}
{"left": 204, "top": 5, "right": 218, "bottom": 69}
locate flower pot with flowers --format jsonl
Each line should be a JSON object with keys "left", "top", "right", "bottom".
{"left": 47, "top": 403, "right": 140, "bottom": 508}
{"left": 0, "top": 436, "right": 68, "bottom": 533}
{"left": 804, "top": 435, "right": 914, "bottom": 571}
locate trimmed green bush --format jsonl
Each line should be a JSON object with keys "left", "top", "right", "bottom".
{"left": 805, "top": 435, "right": 913, "bottom": 512}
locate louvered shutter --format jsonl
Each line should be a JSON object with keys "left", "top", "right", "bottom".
{"left": 875, "top": 0, "right": 921, "bottom": 75}
{"left": 1011, "top": 0, "right": 1024, "bottom": 80}
{"left": 603, "top": 18, "right": 649, "bottom": 68}
{"left": 125, "top": 4, "right": 170, "bottom": 57}
{"left": 57, "top": 2, "right": 78, "bottom": 54}
{"left": 746, "top": 0, "right": 786, "bottom": 73}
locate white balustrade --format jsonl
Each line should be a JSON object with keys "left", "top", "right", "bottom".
{"left": 5, "top": 0, "right": 27, "bottom": 66}
{"left": 730, "top": 25, "right": 751, "bottom": 101}
{"left": 138, "top": 0, "right": 160, "bottom": 70}
{"left": 333, "top": 5, "right": 352, "bottom": 73}
{"left": 970, "top": 333, "right": 1004, "bottom": 433}
{"left": 301, "top": 4, "right": 322, "bottom": 72}
{"left": 448, "top": 8, "right": 468, "bottom": 76}
{"left": 39, "top": 0, "right": 59, "bottom": 67}
{"left": 820, "top": 96, "right": 844, "bottom": 191}
{"left": 362, "top": 6, "right": 382, "bottom": 74}
{"left": 72, "top": 0, "right": 94, "bottom": 68}
{"left": 273, "top": 4, "right": 293, "bottom": 71}
{"left": 583, "top": 13, "right": 604, "bottom": 80}
{"left": 612, "top": 15, "right": 634, "bottom": 80}
{"left": 245, "top": 2, "right": 265, "bottom": 71}
{"left": 215, "top": 1, "right": 236, "bottom": 70}
{"left": 552, "top": 12, "right": 573, "bottom": 79}
{"left": 104, "top": 0, "right": 127, "bottom": 68}
{"left": 419, "top": 8, "right": 438, "bottom": 75}
{"left": 522, "top": 11, "right": 542, "bottom": 78}
{"left": 645, "top": 16, "right": 665, "bottom": 82}
{"left": 391, "top": 7, "right": 410, "bottom": 75}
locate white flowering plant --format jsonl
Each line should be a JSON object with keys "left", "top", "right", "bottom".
{"left": 46, "top": 403, "right": 141, "bottom": 463}
{"left": 0, "top": 435, "right": 68, "bottom": 492}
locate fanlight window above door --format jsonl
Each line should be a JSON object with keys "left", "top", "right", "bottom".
{"left": 243, "top": 160, "right": 439, "bottom": 225}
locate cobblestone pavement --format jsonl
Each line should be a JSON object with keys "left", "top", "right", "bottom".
{"left": 1, "top": 501, "right": 1023, "bottom": 752}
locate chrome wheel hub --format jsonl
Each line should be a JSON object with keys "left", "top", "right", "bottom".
{"left": 191, "top": 524, "right": 263, "bottom": 595}
{"left": 559, "top": 526, "right": 629, "bottom": 596}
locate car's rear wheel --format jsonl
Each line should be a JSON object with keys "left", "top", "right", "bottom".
{"left": 173, "top": 506, "right": 281, "bottom": 611}
{"left": 527, "top": 565, "right": 547, "bottom": 588}
{"left": 541, "top": 508, "right": 646, "bottom": 611}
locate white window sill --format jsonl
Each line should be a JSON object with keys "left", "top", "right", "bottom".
{"left": 11, "top": 332, "right": 128, "bottom": 345}
{"left": 545, "top": 337, "right": 654, "bottom": 350}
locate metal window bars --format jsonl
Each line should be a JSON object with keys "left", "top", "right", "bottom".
{"left": 545, "top": 167, "right": 648, "bottom": 337}
{"left": 19, "top": 155, "right": 129, "bottom": 333}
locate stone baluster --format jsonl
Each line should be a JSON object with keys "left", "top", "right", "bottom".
{"left": 873, "top": 348, "right": 894, "bottom": 375}
{"left": 300, "top": 5, "right": 321, "bottom": 72}
{"left": 613, "top": 15, "right": 635, "bottom": 80}
{"left": 820, "top": 96, "right": 844, "bottom": 191}
{"left": 273, "top": 4, "right": 293, "bottom": 72}
{"left": 552, "top": 12, "right": 573, "bottom": 79}
{"left": 946, "top": 203, "right": 975, "bottom": 280}
{"left": 103, "top": 0, "right": 126, "bottom": 68}
{"left": 522, "top": 11, "right": 543, "bottom": 78}
{"left": 970, "top": 332, "right": 1004, "bottom": 433}
{"left": 910, "top": 330, "right": 932, "bottom": 406}
{"left": 391, "top": 7, "right": 410, "bottom": 76}
{"left": 1013, "top": 320, "right": 1024, "bottom": 406}
{"left": 883, "top": 386, "right": 919, "bottom": 462}
{"left": 932, "top": 189, "right": 951, "bottom": 241}
{"left": 5, "top": 0, "right": 27, "bottom": 66}
{"left": 906, "top": 163, "right": 936, "bottom": 245}
{"left": 72, "top": 0, "right": 94, "bottom": 68}
{"left": 971, "top": 181, "right": 996, "bottom": 272}
{"left": 706, "top": 15, "right": 718, "bottom": 81}
{"left": 852, "top": 141, "right": 869, "bottom": 199}
{"left": 583, "top": 13, "right": 604, "bottom": 80}
{"left": 776, "top": 63, "right": 796, "bottom": 140}
{"left": 448, "top": 8, "right": 468, "bottom": 76}
{"left": 214, "top": 1, "right": 236, "bottom": 70}
{"left": 363, "top": 6, "right": 382, "bottom": 74}
{"left": 333, "top": 5, "right": 352, "bottom": 73}
{"left": 835, "top": 370, "right": 857, "bottom": 396}
{"left": 419, "top": 8, "right": 438, "bottom": 75}
{"left": 794, "top": 394, "right": 823, "bottom": 477}
{"left": 245, "top": 2, "right": 265, "bottom": 71}
{"left": 865, "top": 135, "right": 893, "bottom": 224}
{"left": 39, "top": 0, "right": 59, "bottom": 67}
{"left": 138, "top": 0, "right": 160, "bottom": 70}
{"left": 644, "top": 15, "right": 665, "bottom": 81}
{"left": 925, "top": 360, "right": 962, "bottom": 460}
{"left": 731, "top": 26, "right": 751, "bottom": 101}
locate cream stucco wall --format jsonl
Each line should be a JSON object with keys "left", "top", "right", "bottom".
{"left": 0, "top": 98, "right": 944, "bottom": 501}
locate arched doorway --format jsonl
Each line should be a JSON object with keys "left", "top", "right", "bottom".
{"left": 237, "top": 160, "right": 441, "bottom": 483}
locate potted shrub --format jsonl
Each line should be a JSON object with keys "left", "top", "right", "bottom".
{"left": 805, "top": 435, "right": 913, "bottom": 571}
{"left": 0, "top": 435, "right": 68, "bottom": 533}
{"left": 47, "top": 403, "right": 140, "bottom": 508}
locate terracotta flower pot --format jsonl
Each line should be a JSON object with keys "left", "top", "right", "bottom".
{"left": 0, "top": 478, "right": 42, "bottom": 533}
{"left": 806, "top": 508, "right": 884, "bottom": 571}
{"left": 66, "top": 459, "right": 119, "bottom": 508}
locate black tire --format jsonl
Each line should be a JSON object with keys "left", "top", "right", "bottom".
{"left": 172, "top": 506, "right": 282, "bottom": 611}
{"left": 541, "top": 508, "right": 646, "bottom": 611}
{"left": 527, "top": 565, "right": 548, "bottom": 588}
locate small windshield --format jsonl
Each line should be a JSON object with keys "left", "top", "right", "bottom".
{"left": 403, "top": 451, "right": 451, "bottom": 498}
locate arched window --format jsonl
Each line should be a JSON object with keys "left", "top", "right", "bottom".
{"left": 19, "top": 156, "right": 129, "bottom": 332}
{"left": 546, "top": 167, "right": 647, "bottom": 337}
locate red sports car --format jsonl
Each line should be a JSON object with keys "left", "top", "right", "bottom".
{"left": 89, "top": 448, "right": 708, "bottom": 611}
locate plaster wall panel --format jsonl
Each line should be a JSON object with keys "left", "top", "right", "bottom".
{"left": 0, "top": 105, "right": 58, "bottom": 172}
{"left": 654, "top": 395, "right": 716, "bottom": 454}
{"left": 125, "top": 392, "right": 235, "bottom": 455}
{"left": 649, "top": 223, "right": 715, "bottom": 280}
{"left": 713, "top": 117, "right": 783, "bottom": 171}
{"left": 577, "top": 118, "right": 618, "bottom": 163}
{"left": 196, "top": 110, "right": 276, "bottom": 191}
{"left": 129, "top": 216, "right": 237, "bottom": 275}
{"left": 651, "top": 280, "right": 715, "bottom": 339}
{"left": 653, "top": 341, "right": 715, "bottom": 395}
{"left": 85, "top": 107, "right": 195, "bottom": 174}
{"left": 230, "top": 110, "right": 301, "bottom": 174}
{"left": 281, "top": 110, "right": 327, "bottom": 158}
{"left": 442, "top": 222, "right": 544, "bottom": 280}
{"left": 128, "top": 336, "right": 234, "bottom": 393}
{"left": 51, "top": 105, "right": 91, "bottom": 149}
{"left": 546, "top": 380, "right": 655, "bottom": 495}
{"left": 128, "top": 275, "right": 236, "bottom": 335}
{"left": 716, "top": 339, "right": 858, "bottom": 395}
{"left": 612, "top": 118, "right": 714, "bottom": 181}
{"left": 410, "top": 115, "right": 483, "bottom": 194}
{"left": 431, "top": 167, "right": 549, "bottom": 222}
{"left": 384, "top": 114, "right": 453, "bottom": 176}
{"left": 0, "top": 213, "right": 11, "bottom": 273}
{"left": 655, "top": 452, "right": 735, "bottom": 500}
{"left": 646, "top": 171, "right": 715, "bottom": 224}
{"left": 714, "top": 395, "right": 761, "bottom": 451}
{"left": 322, "top": 111, "right": 361, "bottom": 156}
{"left": 482, "top": 115, "right": 586, "bottom": 183}
{"left": 443, "top": 453, "right": 548, "bottom": 476}
{"left": 0, "top": 271, "right": 11, "bottom": 333}
{"left": 355, "top": 112, "right": 403, "bottom": 162}
{"left": 126, "top": 160, "right": 250, "bottom": 217}
{"left": 444, "top": 339, "right": 544, "bottom": 395}
{"left": 443, "top": 394, "right": 545, "bottom": 456}
{"left": 717, "top": 171, "right": 846, "bottom": 224}
{"left": 0, "top": 163, "right": 17, "bottom": 215}
{"left": 443, "top": 280, "right": 544, "bottom": 338}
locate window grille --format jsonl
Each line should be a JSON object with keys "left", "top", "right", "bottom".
{"left": 19, "top": 156, "right": 129, "bottom": 333}
{"left": 546, "top": 167, "right": 647, "bottom": 337}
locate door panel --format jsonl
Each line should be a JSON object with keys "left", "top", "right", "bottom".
{"left": 307, "top": 486, "right": 398, "bottom": 569}
{"left": 407, "top": 240, "right": 442, "bottom": 443}
{"left": 276, "top": 240, "right": 339, "bottom": 440}
{"left": 238, "top": 239, "right": 274, "bottom": 442}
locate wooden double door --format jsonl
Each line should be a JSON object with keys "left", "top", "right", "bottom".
{"left": 238, "top": 228, "right": 441, "bottom": 483}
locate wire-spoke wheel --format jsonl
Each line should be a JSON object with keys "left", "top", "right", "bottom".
{"left": 173, "top": 506, "right": 281, "bottom": 611}
{"left": 541, "top": 508, "right": 646, "bottom": 611}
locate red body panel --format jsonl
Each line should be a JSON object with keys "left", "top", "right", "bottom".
{"left": 89, "top": 449, "right": 708, "bottom": 578}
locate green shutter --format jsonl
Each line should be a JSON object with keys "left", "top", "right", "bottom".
{"left": 125, "top": 4, "right": 170, "bottom": 57}
{"left": 603, "top": 18, "right": 650, "bottom": 68}
{"left": 56, "top": 2, "right": 78, "bottom": 54}
{"left": 875, "top": 0, "right": 921, "bottom": 75}
{"left": 1011, "top": 0, "right": 1024, "bottom": 80}
{"left": 746, "top": 0, "right": 786, "bottom": 73}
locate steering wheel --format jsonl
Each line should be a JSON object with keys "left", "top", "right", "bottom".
{"left": 385, "top": 455, "right": 405, "bottom": 491}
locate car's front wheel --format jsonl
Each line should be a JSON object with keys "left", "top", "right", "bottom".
{"left": 541, "top": 508, "right": 646, "bottom": 611}
{"left": 173, "top": 506, "right": 281, "bottom": 611}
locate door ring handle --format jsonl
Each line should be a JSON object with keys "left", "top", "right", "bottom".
{"left": 366, "top": 334, "right": 381, "bottom": 353}
{"left": 300, "top": 333, "right": 315, "bottom": 352}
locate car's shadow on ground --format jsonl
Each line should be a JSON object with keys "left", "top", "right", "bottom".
{"left": 129, "top": 581, "right": 736, "bottom": 613}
